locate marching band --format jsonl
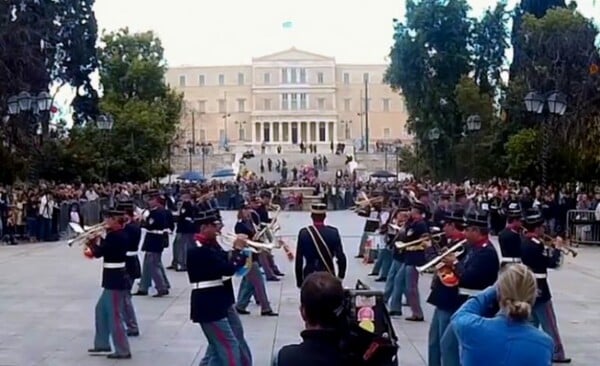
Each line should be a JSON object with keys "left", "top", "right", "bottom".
{"left": 70, "top": 186, "right": 576, "bottom": 364}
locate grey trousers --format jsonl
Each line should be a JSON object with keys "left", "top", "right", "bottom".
{"left": 172, "top": 233, "right": 194, "bottom": 269}
{"left": 94, "top": 289, "right": 131, "bottom": 355}
{"left": 139, "top": 252, "right": 171, "bottom": 292}
{"left": 123, "top": 278, "right": 138, "bottom": 333}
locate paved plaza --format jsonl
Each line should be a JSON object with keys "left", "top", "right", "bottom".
{"left": 1, "top": 211, "right": 600, "bottom": 366}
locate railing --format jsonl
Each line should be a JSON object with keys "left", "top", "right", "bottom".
{"left": 566, "top": 209, "right": 600, "bottom": 246}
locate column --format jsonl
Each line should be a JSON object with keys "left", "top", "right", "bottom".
{"left": 306, "top": 121, "right": 311, "bottom": 143}
{"left": 324, "top": 121, "right": 329, "bottom": 143}
{"left": 333, "top": 121, "right": 338, "bottom": 144}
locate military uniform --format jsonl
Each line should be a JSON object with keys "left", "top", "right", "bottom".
{"left": 371, "top": 207, "right": 395, "bottom": 281}
{"left": 187, "top": 209, "right": 252, "bottom": 366}
{"left": 253, "top": 194, "right": 283, "bottom": 280}
{"left": 497, "top": 205, "right": 523, "bottom": 268}
{"left": 136, "top": 192, "right": 172, "bottom": 297}
{"left": 116, "top": 200, "right": 142, "bottom": 337}
{"left": 171, "top": 198, "right": 196, "bottom": 271}
{"left": 439, "top": 213, "right": 499, "bottom": 366}
{"left": 86, "top": 210, "right": 131, "bottom": 359}
{"left": 397, "top": 202, "right": 429, "bottom": 321}
{"left": 295, "top": 203, "right": 347, "bottom": 288}
{"left": 488, "top": 194, "right": 505, "bottom": 234}
{"left": 384, "top": 206, "right": 410, "bottom": 316}
{"left": 520, "top": 211, "right": 570, "bottom": 363}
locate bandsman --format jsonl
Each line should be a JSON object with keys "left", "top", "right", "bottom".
{"left": 520, "top": 210, "right": 571, "bottom": 364}
{"left": 498, "top": 203, "right": 523, "bottom": 268}
{"left": 187, "top": 208, "right": 252, "bottom": 365}
{"left": 294, "top": 203, "right": 347, "bottom": 288}
{"left": 439, "top": 212, "right": 500, "bottom": 366}
{"left": 384, "top": 203, "right": 411, "bottom": 317}
{"left": 86, "top": 210, "right": 131, "bottom": 359}
{"left": 169, "top": 192, "right": 196, "bottom": 272}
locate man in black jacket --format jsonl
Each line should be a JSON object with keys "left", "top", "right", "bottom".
{"left": 273, "top": 272, "right": 345, "bottom": 366}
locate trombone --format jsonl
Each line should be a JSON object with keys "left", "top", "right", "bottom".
{"left": 416, "top": 239, "right": 467, "bottom": 273}
{"left": 395, "top": 232, "right": 444, "bottom": 250}
{"left": 542, "top": 234, "right": 578, "bottom": 257}
{"left": 349, "top": 192, "right": 384, "bottom": 212}
{"left": 220, "top": 233, "right": 276, "bottom": 253}
{"left": 68, "top": 222, "right": 106, "bottom": 247}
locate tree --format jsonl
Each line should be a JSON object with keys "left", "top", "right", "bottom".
{"left": 74, "top": 28, "right": 183, "bottom": 182}
{"left": 385, "top": 0, "right": 509, "bottom": 180}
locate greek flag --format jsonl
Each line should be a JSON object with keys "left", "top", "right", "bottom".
{"left": 282, "top": 21, "right": 293, "bottom": 29}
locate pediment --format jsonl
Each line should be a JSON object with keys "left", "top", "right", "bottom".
{"left": 253, "top": 47, "right": 333, "bottom": 62}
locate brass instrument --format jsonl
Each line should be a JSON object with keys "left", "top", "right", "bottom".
{"left": 542, "top": 234, "right": 578, "bottom": 257}
{"left": 416, "top": 239, "right": 467, "bottom": 273}
{"left": 349, "top": 191, "right": 384, "bottom": 212}
{"left": 220, "top": 233, "right": 276, "bottom": 253}
{"left": 395, "top": 232, "right": 445, "bottom": 250}
{"left": 68, "top": 222, "right": 106, "bottom": 247}
{"left": 255, "top": 204, "right": 282, "bottom": 242}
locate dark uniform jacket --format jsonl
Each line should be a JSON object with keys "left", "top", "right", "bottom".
{"left": 295, "top": 223, "right": 347, "bottom": 288}
{"left": 520, "top": 235, "right": 562, "bottom": 304}
{"left": 498, "top": 227, "right": 522, "bottom": 266}
{"left": 186, "top": 235, "right": 247, "bottom": 323}
{"left": 91, "top": 228, "right": 130, "bottom": 290}
{"left": 275, "top": 329, "right": 343, "bottom": 366}
{"left": 124, "top": 222, "right": 142, "bottom": 280}
{"left": 235, "top": 220, "right": 259, "bottom": 262}
{"left": 176, "top": 201, "right": 196, "bottom": 234}
{"left": 426, "top": 234, "right": 467, "bottom": 312}
{"left": 454, "top": 239, "right": 499, "bottom": 307}
{"left": 403, "top": 219, "right": 429, "bottom": 266}
{"left": 255, "top": 204, "right": 271, "bottom": 224}
{"left": 142, "top": 207, "right": 170, "bottom": 252}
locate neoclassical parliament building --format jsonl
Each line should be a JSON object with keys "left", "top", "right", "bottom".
{"left": 166, "top": 48, "right": 411, "bottom": 151}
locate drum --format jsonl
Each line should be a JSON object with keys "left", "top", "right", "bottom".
{"left": 364, "top": 219, "right": 380, "bottom": 234}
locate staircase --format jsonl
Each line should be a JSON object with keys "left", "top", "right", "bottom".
{"left": 241, "top": 152, "right": 347, "bottom": 181}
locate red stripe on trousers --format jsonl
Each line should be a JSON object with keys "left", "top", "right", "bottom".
{"left": 209, "top": 321, "right": 236, "bottom": 366}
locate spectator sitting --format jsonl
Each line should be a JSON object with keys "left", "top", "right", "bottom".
{"left": 450, "top": 264, "right": 553, "bottom": 366}
{"left": 272, "top": 272, "right": 345, "bottom": 366}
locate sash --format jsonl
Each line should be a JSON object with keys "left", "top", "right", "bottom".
{"left": 306, "top": 225, "right": 334, "bottom": 275}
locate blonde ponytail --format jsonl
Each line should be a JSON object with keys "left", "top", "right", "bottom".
{"left": 497, "top": 264, "right": 537, "bottom": 322}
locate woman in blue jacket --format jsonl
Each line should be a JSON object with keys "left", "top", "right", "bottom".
{"left": 450, "top": 263, "right": 553, "bottom": 366}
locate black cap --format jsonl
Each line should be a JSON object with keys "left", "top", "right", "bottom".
{"left": 445, "top": 210, "right": 467, "bottom": 229}
{"left": 523, "top": 209, "right": 544, "bottom": 228}
{"left": 411, "top": 200, "right": 427, "bottom": 213}
{"left": 465, "top": 213, "right": 487, "bottom": 228}
{"left": 102, "top": 209, "right": 125, "bottom": 218}
{"left": 506, "top": 202, "right": 522, "bottom": 218}
{"left": 194, "top": 208, "right": 222, "bottom": 226}
{"left": 311, "top": 203, "right": 327, "bottom": 214}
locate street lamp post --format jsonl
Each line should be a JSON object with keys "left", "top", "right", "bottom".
{"left": 222, "top": 113, "right": 231, "bottom": 150}
{"left": 524, "top": 91, "right": 567, "bottom": 187}
{"left": 428, "top": 128, "right": 440, "bottom": 178}
{"left": 234, "top": 120, "right": 246, "bottom": 143}
{"left": 394, "top": 142, "right": 403, "bottom": 178}
{"left": 465, "top": 114, "right": 481, "bottom": 177}
{"left": 186, "top": 140, "right": 194, "bottom": 172}
{"left": 96, "top": 114, "right": 114, "bottom": 182}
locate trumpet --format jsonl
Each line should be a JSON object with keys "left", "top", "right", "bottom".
{"left": 416, "top": 239, "right": 467, "bottom": 273}
{"left": 542, "top": 234, "right": 578, "bottom": 257}
{"left": 220, "top": 233, "right": 276, "bottom": 253}
{"left": 68, "top": 222, "right": 106, "bottom": 247}
{"left": 395, "top": 232, "right": 445, "bottom": 250}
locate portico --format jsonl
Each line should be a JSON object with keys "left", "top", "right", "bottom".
{"left": 252, "top": 120, "right": 337, "bottom": 145}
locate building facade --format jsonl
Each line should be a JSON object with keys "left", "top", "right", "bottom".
{"left": 166, "top": 48, "right": 411, "bottom": 151}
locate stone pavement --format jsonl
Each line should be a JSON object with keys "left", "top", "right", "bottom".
{"left": 1, "top": 211, "right": 599, "bottom": 366}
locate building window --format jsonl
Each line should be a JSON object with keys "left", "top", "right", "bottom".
{"left": 198, "top": 75, "right": 205, "bottom": 86}
{"left": 179, "top": 75, "right": 186, "bottom": 87}
{"left": 282, "top": 68, "right": 288, "bottom": 83}
{"left": 300, "top": 68, "right": 306, "bottom": 83}
{"left": 264, "top": 72, "right": 271, "bottom": 84}
{"left": 264, "top": 99, "right": 271, "bottom": 110}
{"left": 300, "top": 94, "right": 307, "bottom": 110}
{"left": 343, "top": 73, "right": 350, "bottom": 85}
{"left": 344, "top": 99, "right": 351, "bottom": 112}
{"left": 363, "top": 73, "right": 370, "bottom": 83}
{"left": 282, "top": 94, "right": 289, "bottom": 110}
{"left": 199, "top": 129, "right": 206, "bottom": 142}
{"left": 198, "top": 100, "right": 206, "bottom": 113}
{"left": 291, "top": 93, "right": 298, "bottom": 110}
{"left": 238, "top": 73, "right": 244, "bottom": 85}
{"left": 383, "top": 98, "right": 390, "bottom": 112}
{"left": 237, "top": 99, "right": 245, "bottom": 112}
{"left": 218, "top": 74, "right": 225, "bottom": 85}
{"left": 384, "top": 128, "right": 391, "bottom": 138}
{"left": 291, "top": 69, "right": 297, "bottom": 84}
{"left": 218, "top": 99, "right": 226, "bottom": 113}
{"left": 317, "top": 72, "right": 324, "bottom": 84}
{"left": 318, "top": 98, "right": 325, "bottom": 110}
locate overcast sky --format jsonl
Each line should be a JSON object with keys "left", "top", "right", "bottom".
{"left": 93, "top": 0, "right": 599, "bottom": 67}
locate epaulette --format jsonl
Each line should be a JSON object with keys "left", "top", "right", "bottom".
{"left": 532, "top": 238, "right": 541, "bottom": 245}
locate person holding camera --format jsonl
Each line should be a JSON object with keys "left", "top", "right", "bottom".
{"left": 450, "top": 264, "right": 553, "bottom": 366}
{"left": 273, "top": 272, "right": 345, "bottom": 366}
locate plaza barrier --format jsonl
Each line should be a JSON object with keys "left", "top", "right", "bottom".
{"left": 566, "top": 209, "right": 600, "bottom": 246}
